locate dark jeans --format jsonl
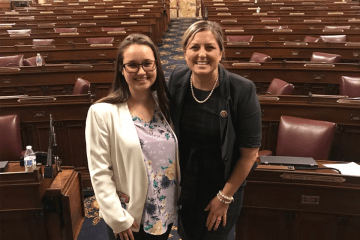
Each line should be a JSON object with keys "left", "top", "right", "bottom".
{"left": 107, "top": 223, "right": 173, "bottom": 240}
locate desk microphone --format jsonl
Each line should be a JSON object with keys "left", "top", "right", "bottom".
{"left": 44, "top": 114, "right": 54, "bottom": 178}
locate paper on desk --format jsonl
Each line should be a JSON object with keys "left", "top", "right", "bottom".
{"left": 323, "top": 162, "right": 360, "bottom": 176}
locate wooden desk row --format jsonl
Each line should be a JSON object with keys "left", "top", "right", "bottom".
{"left": 222, "top": 61, "right": 360, "bottom": 95}
{"left": 224, "top": 41, "right": 360, "bottom": 63}
{"left": 0, "top": 94, "right": 359, "bottom": 190}
{"left": 0, "top": 162, "right": 84, "bottom": 240}
{"left": 0, "top": 63, "right": 115, "bottom": 99}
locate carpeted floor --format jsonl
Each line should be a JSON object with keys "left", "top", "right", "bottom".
{"left": 77, "top": 18, "right": 235, "bottom": 240}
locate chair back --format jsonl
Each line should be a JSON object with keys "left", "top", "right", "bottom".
{"left": 0, "top": 114, "right": 23, "bottom": 161}
{"left": 340, "top": 76, "right": 360, "bottom": 98}
{"left": 267, "top": 78, "right": 294, "bottom": 95}
{"left": 276, "top": 116, "right": 336, "bottom": 160}
{"left": 73, "top": 78, "right": 90, "bottom": 95}
{"left": 226, "top": 35, "right": 254, "bottom": 43}
{"left": 310, "top": 52, "right": 341, "bottom": 63}
{"left": 0, "top": 55, "right": 24, "bottom": 67}
{"left": 250, "top": 52, "right": 272, "bottom": 63}
{"left": 304, "top": 36, "right": 320, "bottom": 42}
{"left": 320, "top": 35, "right": 347, "bottom": 43}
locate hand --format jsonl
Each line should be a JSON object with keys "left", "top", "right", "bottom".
{"left": 114, "top": 221, "right": 139, "bottom": 240}
{"left": 204, "top": 196, "right": 230, "bottom": 231}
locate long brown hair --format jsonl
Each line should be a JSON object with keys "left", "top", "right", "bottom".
{"left": 97, "top": 33, "right": 170, "bottom": 122}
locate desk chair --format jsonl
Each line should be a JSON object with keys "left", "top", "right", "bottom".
{"left": 340, "top": 76, "right": 360, "bottom": 98}
{"left": 86, "top": 37, "right": 114, "bottom": 44}
{"left": 310, "top": 52, "right": 342, "bottom": 63}
{"left": 0, "top": 114, "right": 23, "bottom": 161}
{"left": 266, "top": 78, "right": 294, "bottom": 95}
{"left": 304, "top": 36, "right": 321, "bottom": 42}
{"left": 226, "top": 35, "right": 254, "bottom": 43}
{"left": 33, "top": 39, "right": 54, "bottom": 46}
{"left": 0, "top": 55, "right": 24, "bottom": 67}
{"left": 250, "top": 52, "right": 272, "bottom": 63}
{"left": 23, "top": 55, "right": 46, "bottom": 66}
{"left": 320, "top": 35, "right": 347, "bottom": 43}
{"left": 54, "top": 28, "right": 78, "bottom": 33}
{"left": 259, "top": 116, "right": 336, "bottom": 160}
{"left": 73, "top": 78, "right": 91, "bottom": 95}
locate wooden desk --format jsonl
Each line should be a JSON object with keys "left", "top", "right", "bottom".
{"left": 0, "top": 163, "right": 84, "bottom": 240}
{"left": 237, "top": 160, "right": 360, "bottom": 240}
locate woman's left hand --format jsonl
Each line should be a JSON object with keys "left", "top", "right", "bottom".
{"left": 204, "top": 196, "right": 229, "bottom": 231}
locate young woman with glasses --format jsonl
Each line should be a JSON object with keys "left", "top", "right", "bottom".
{"left": 86, "top": 34, "right": 180, "bottom": 240}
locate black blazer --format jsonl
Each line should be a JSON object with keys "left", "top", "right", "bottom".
{"left": 168, "top": 65, "right": 262, "bottom": 181}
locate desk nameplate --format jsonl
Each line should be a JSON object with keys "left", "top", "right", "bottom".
{"left": 280, "top": 173, "right": 346, "bottom": 183}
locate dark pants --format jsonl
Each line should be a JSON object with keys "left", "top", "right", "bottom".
{"left": 107, "top": 223, "right": 173, "bottom": 240}
{"left": 178, "top": 187, "right": 244, "bottom": 240}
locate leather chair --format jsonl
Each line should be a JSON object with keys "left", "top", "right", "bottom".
{"left": 250, "top": 52, "right": 272, "bottom": 63}
{"left": 310, "top": 52, "right": 342, "bottom": 63}
{"left": 54, "top": 28, "right": 77, "bottom": 33}
{"left": 320, "top": 35, "right": 347, "bottom": 43}
{"left": 304, "top": 36, "right": 321, "bottom": 42}
{"left": 266, "top": 78, "right": 294, "bottom": 95}
{"left": 73, "top": 78, "right": 90, "bottom": 95}
{"left": 0, "top": 114, "right": 23, "bottom": 161}
{"left": 0, "top": 55, "right": 24, "bottom": 67}
{"left": 33, "top": 39, "right": 54, "bottom": 46}
{"left": 226, "top": 35, "right": 254, "bottom": 43}
{"left": 23, "top": 55, "right": 45, "bottom": 66}
{"left": 340, "top": 76, "right": 360, "bottom": 98}
{"left": 86, "top": 37, "right": 114, "bottom": 44}
{"left": 260, "top": 116, "right": 336, "bottom": 160}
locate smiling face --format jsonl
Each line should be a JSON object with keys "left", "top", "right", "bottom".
{"left": 184, "top": 30, "right": 222, "bottom": 80}
{"left": 121, "top": 44, "right": 157, "bottom": 96}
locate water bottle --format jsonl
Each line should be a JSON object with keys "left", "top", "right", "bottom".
{"left": 36, "top": 53, "right": 43, "bottom": 66}
{"left": 24, "top": 145, "right": 36, "bottom": 172}
{"left": 256, "top": 7, "right": 260, "bottom": 13}
{"left": 255, "top": 0, "right": 257, "bottom": 3}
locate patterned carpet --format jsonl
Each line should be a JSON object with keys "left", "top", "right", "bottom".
{"left": 77, "top": 18, "right": 198, "bottom": 240}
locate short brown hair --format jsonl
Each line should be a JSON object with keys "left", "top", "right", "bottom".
{"left": 181, "top": 20, "right": 225, "bottom": 59}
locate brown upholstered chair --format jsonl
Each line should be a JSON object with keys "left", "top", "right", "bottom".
{"left": 320, "top": 35, "right": 347, "bottom": 43}
{"left": 340, "top": 76, "right": 360, "bottom": 98}
{"left": 260, "top": 116, "right": 336, "bottom": 160}
{"left": 73, "top": 78, "right": 90, "bottom": 95}
{"left": 54, "top": 28, "right": 77, "bottom": 33}
{"left": 266, "top": 78, "right": 294, "bottom": 95}
{"left": 0, "top": 55, "right": 24, "bottom": 67}
{"left": 101, "top": 27, "right": 125, "bottom": 32}
{"left": 86, "top": 37, "right": 114, "bottom": 44}
{"left": 304, "top": 36, "right": 321, "bottom": 42}
{"left": 250, "top": 52, "right": 272, "bottom": 63}
{"left": 33, "top": 39, "right": 54, "bottom": 46}
{"left": 227, "top": 35, "right": 254, "bottom": 43}
{"left": 0, "top": 114, "right": 23, "bottom": 161}
{"left": 310, "top": 52, "right": 341, "bottom": 63}
{"left": 23, "top": 55, "right": 45, "bottom": 66}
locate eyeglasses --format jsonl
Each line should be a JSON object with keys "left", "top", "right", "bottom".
{"left": 122, "top": 61, "right": 156, "bottom": 73}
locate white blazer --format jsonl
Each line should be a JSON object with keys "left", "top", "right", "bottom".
{"left": 85, "top": 101, "right": 180, "bottom": 234}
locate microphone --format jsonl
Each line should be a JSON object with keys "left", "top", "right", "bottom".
{"left": 44, "top": 114, "right": 54, "bottom": 178}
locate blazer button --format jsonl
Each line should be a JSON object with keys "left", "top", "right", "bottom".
{"left": 224, "top": 158, "right": 229, "bottom": 162}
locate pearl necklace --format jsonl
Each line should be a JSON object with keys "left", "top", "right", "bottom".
{"left": 190, "top": 74, "right": 219, "bottom": 104}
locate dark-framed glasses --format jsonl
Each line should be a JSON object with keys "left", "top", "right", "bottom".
{"left": 122, "top": 61, "right": 156, "bottom": 73}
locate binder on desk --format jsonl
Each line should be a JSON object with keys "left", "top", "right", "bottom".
{"left": 259, "top": 156, "right": 318, "bottom": 169}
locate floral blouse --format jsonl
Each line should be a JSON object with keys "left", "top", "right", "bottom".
{"left": 132, "top": 108, "right": 177, "bottom": 235}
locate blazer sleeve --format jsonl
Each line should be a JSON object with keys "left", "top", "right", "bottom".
{"left": 234, "top": 79, "right": 262, "bottom": 148}
{"left": 85, "top": 104, "right": 134, "bottom": 233}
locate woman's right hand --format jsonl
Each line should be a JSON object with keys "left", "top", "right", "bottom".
{"left": 114, "top": 221, "right": 139, "bottom": 240}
